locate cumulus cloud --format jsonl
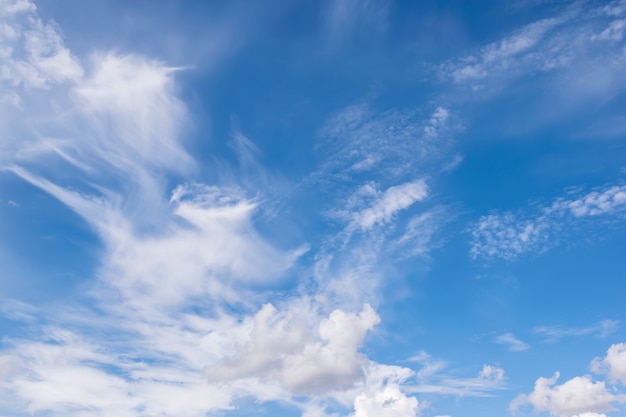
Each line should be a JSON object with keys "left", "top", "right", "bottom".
{"left": 350, "top": 383, "right": 420, "bottom": 417}
{"left": 591, "top": 342, "right": 626, "bottom": 385}
{"left": 207, "top": 303, "right": 380, "bottom": 396}
{"left": 510, "top": 372, "right": 626, "bottom": 417}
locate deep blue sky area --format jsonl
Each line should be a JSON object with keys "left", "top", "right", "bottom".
{"left": 1, "top": 1, "right": 626, "bottom": 417}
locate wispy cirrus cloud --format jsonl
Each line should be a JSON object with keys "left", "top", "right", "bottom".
{"left": 441, "top": 16, "right": 566, "bottom": 83}
{"left": 406, "top": 351, "right": 507, "bottom": 398}
{"left": 307, "top": 103, "right": 458, "bottom": 312}
{"left": 535, "top": 320, "right": 620, "bottom": 343}
{"left": 470, "top": 184, "right": 626, "bottom": 261}
{"left": 0, "top": 3, "right": 433, "bottom": 416}
{"left": 436, "top": 0, "right": 626, "bottom": 138}
{"left": 314, "top": 104, "right": 455, "bottom": 187}
{"left": 495, "top": 332, "right": 531, "bottom": 352}
{"left": 439, "top": 0, "right": 626, "bottom": 87}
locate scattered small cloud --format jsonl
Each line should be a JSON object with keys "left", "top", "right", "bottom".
{"left": 495, "top": 333, "right": 530, "bottom": 352}
{"left": 406, "top": 352, "right": 506, "bottom": 397}
{"left": 470, "top": 184, "right": 626, "bottom": 261}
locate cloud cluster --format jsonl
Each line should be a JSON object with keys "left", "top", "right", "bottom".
{"left": 350, "top": 383, "right": 420, "bottom": 417}
{"left": 207, "top": 303, "right": 381, "bottom": 396}
{"left": 511, "top": 342, "right": 626, "bottom": 417}
{"left": 510, "top": 373, "right": 625, "bottom": 417}
{"left": 0, "top": 0, "right": 82, "bottom": 90}
{"left": 0, "top": 3, "right": 435, "bottom": 417}
{"left": 470, "top": 185, "right": 626, "bottom": 260}
{"left": 591, "top": 343, "right": 626, "bottom": 385}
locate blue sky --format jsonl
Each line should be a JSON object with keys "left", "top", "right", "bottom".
{"left": 1, "top": 0, "right": 626, "bottom": 416}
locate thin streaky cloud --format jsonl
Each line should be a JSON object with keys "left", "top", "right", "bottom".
{"left": 534, "top": 320, "right": 620, "bottom": 343}
{"left": 495, "top": 333, "right": 531, "bottom": 352}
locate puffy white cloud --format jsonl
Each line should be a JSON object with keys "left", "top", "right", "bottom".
{"left": 495, "top": 333, "right": 530, "bottom": 352}
{"left": 207, "top": 304, "right": 381, "bottom": 396}
{"left": 350, "top": 383, "right": 420, "bottom": 417}
{"left": 591, "top": 342, "right": 626, "bottom": 385}
{"left": 510, "top": 372, "right": 626, "bottom": 417}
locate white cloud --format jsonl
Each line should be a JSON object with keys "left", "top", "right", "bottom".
{"left": 0, "top": 9, "right": 316, "bottom": 414}
{"left": 315, "top": 104, "right": 454, "bottom": 187}
{"left": 392, "top": 209, "right": 444, "bottom": 259}
{"left": 349, "top": 180, "right": 428, "bottom": 232}
{"left": 0, "top": 355, "right": 20, "bottom": 378}
{"left": 0, "top": 0, "right": 82, "bottom": 89}
{"left": 470, "top": 213, "right": 549, "bottom": 260}
{"left": 350, "top": 383, "right": 420, "bottom": 417}
{"left": 437, "top": 0, "right": 626, "bottom": 118}
{"left": 593, "top": 19, "right": 626, "bottom": 41}
{"left": 602, "top": 0, "right": 626, "bottom": 17}
{"left": 591, "top": 342, "right": 626, "bottom": 385}
{"left": 555, "top": 186, "right": 626, "bottom": 217}
{"left": 0, "top": 0, "right": 36, "bottom": 16}
{"left": 442, "top": 17, "right": 564, "bottom": 83}
{"left": 510, "top": 372, "right": 626, "bottom": 417}
{"left": 407, "top": 352, "right": 506, "bottom": 397}
{"left": 470, "top": 185, "right": 626, "bottom": 260}
{"left": 495, "top": 333, "right": 530, "bottom": 352}
{"left": 535, "top": 320, "right": 620, "bottom": 343}
{"left": 207, "top": 303, "right": 381, "bottom": 396}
